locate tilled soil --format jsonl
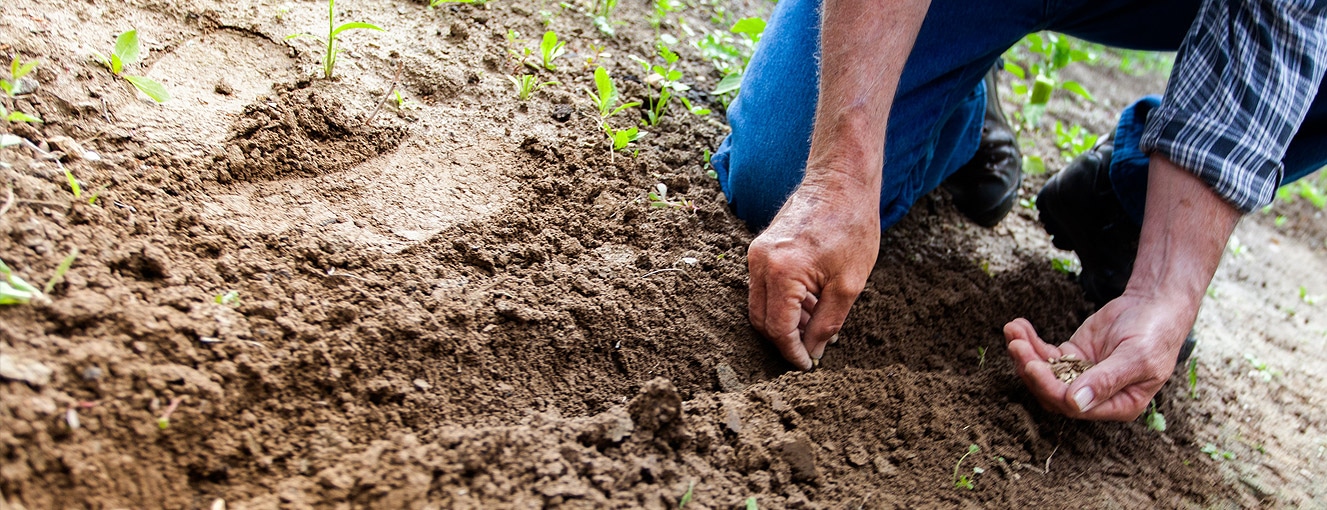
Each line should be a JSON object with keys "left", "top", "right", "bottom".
{"left": 1, "top": 0, "right": 1320, "bottom": 508}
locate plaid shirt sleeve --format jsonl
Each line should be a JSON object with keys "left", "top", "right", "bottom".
{"left": 1139, "top": 0, "right": 1327, "bottom": 212}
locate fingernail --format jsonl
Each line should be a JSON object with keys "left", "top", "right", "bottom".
{"left": 1073, "top": 387, "right": 1095, "bottom": 413}
{"left": 829, "top": 334, "right": 839, "bottom": 344}
{"left": 811, "top": 357, "right": 821, "bottom": 370}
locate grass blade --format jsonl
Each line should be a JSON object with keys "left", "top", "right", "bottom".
{"left": 43, "top": 247, "right": 78, "bottom": 294}
{"left": 330, "top": 22, "right": 385, "bottom": 38}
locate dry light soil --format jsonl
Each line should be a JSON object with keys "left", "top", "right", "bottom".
{"left": 1, "top": 0, "right": 1325, "bottom": 508}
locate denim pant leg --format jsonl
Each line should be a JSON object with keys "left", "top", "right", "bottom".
{"left": 711, "top": 0, "right": 1043, "bottom": 231}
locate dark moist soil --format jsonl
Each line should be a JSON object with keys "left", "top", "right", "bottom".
{"left": 0, "top": 0, "right": 1268, "bottom": 507}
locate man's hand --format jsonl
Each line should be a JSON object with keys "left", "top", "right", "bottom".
{"left": 748, "top": 176, "right": 880, "bottom": 370}
{"left": 1007, "top": 154, "right": 1240, "bottom": 420}
{"left": 746, "top": 0, "right": 931, "bottom": 369}
{"left": 1004, "top": 293, "right": 1191, "bottom": 419}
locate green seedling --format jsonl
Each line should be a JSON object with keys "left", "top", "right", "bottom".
{"left": 0, "top": 248, "right": 77, "bottom": 305}
{"left": 587, "top": 0, "right": 621, "bottom": 35}
{"left": 1019, "top": 196, "right": 1037, "bottom": 210}
{"left": 1274, "top": 215, "right": 1287, "bottom": 227}
{"left": 507, "top": 74, "right": 557, "bottom": 101}
{"left": 631, "top": 43, "right": 690, "bottom": 126}
{"left": 1050, "top": 257, "right": 1079, "bottom": 276}
{"left": 647, "top": 183, "right": 696, "bottom": 211}
{"left": 953, "top": 444, "right": 980, "bottom": 490}
{"left": 1144, "top": 400, "right": 1167, "bottom": 432}
{"left": 157, "top": 396, "right": 184, "bottom": 430}
{"left": 215, "top": 291, "right": 241, "bottom": 306}
{"left": 539, "top": 30, "right": 567, "bottom": 71}
{"left": 1022, "top": 154, "right": 1046, "bottom": 175}
{"left": 1, "top": 56, "right": 43, "bottom": 123}
{"left": 392, "top": 90, "right": 418, "bottom": 110}
{"left": 703, "top": 149, "right": 718, "bottom": 179}
{"left": 1300, "top": 286, "right": 1322, "bottom": 305}
{"left": 1187, "top": 358, "right": 1198, "bottom": 399}
{"left": 44, "top": 248, "right": 78, "bottom": 294}
{"left": 1054, "top": 121, "right": 1099, "bottom": 161}
{"left": 1, "top": 55, "right": 38, "bottom": 97}
{"left": 1201, "top": 443, "right": 1234, "bottom": 461}
{"left": 1003, "top": 32, "right": 1096, "bottom": 128}
{"left": 585, "top": 66, "right": 643, "bottom": 155}
{"left": 93, "top": 30, "right": 170, "bottom": 102}
{"left": 650, "top": 0, "right": 685, "bottom": 29}
{"left": 0, "top": 258, "right": 41, "bottom": 305}
{"left": 745, "top": 497, "right": 758, "bottom": 509}
{"left": 977, "top": 346, "right": 987, "bottom": 368}
{"left": 286, "top": 0, "right": 384, "bottom": 79}
{"left": 704, "top": 17, "right": 765, "bottom": 100}
{"left": 678, "top": 480, "right": 694, "bottom": 508}
{"left": 1245, "top": 354, "right": 1282, "bottom": 382}
{"left": 63, "top": 166, "right": 82, "bottom": 199}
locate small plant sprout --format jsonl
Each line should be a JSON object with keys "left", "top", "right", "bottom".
{"left": 1245, "top": 354, "right": 1282, "bottom": 382}
{"left": 590, "top": 0, "right": 621, "bottom": 35}
{"left": 1187, "top": 358, "right": 1199, "bottom": 399}
{"left": 1053, "top": 121, "right": 1098, "bottom": 161}
{"left": 650, "top": 0, "right": 685, "bottom": 29}
{"left": 1201, "top": 443, "right": 1235, "bottom": 461}
{"left": 705, "top": 17, "right": 766, "bottom": 100}
{"left": 539, "top": 30, "right": 567, "bottom": 71}
{"left": 745, "top": 497, "right": 758, "bottom": 510}
{"left": 678, "top": 480, "right": 694, "bottom": 508}
{"left": 1002, "top": 32, "right": 1096, "bottom": 127}
{"left": 0, "top": 248, "right": 77, "bottom": 306}
{"left": 215, "top": 291, "right": 241, "bottom": 306}
{"left": 585, "top": 66, "right": 643, "bottom": 155}
{"left": 1050, "top": 257, "right": 1080, "bottom": 276}
{"left": 157, "top": 396, "right": 184, "bottom": 430}
{"left": 1144, "top": 400, "right": 1167, "bottom": 432}
{"left": 1, "top": 55, "right": 42, "bottom": 123}
{"left": 1300, "top": 286, "right": 1321, "bottom": 305}
{"left": 507, "top": 74, "right": 557, "bottom": 101}
{"left": 953, "top": 444, "right": 980, "bottom": 490}
{"left": 647, "top": 183, "right": 696, "bottom": 211}
{"left": 633, "top": 43, "right": 691, "bottom": 126}
{"left": 977, "top": 346, "right": 987, "bottom": 368}
{"left": 286, "top": 0, "right": 385, "bottom": 79}
{"left": 93, "top": 30, "right": 170, "bottom": 103}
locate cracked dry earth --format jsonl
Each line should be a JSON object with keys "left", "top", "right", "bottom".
{"left": 1, "top": 0, "right": 1324, "bottom": 508}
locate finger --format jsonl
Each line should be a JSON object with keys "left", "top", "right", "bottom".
{"left": 747, "top": 256, "right": 769, "bottom": 336}
{"left": 766, "top": 280, "right": 813, "bottom": 371}
{"left": 1021, "top": 358, "right": 1075, "bottom": 415}
{"left": 803, "top": 281, "right": 861, "bottom": 361}
{"left": 1066, "top": 347, "right": 1163, "bottom": 418}
{"left": 798, "top": 295, "right": 817, "bottom": 329}
{"left": 1003, "top": 319, "right": 1062, "bottom": 368}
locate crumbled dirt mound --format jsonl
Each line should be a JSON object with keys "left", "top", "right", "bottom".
{"left": 212, "top": 82, "right": 407, "bottom": 182}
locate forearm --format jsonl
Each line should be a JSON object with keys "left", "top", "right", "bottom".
{"left": 1126, "top": 155, "right": 1241, "bottom": 312}
{"left": 806, "top": 0, "right": 931, "bottom": 193}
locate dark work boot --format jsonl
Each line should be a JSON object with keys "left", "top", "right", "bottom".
{"left": 943, "top": 68, "right": 1023, "bottom": 228}
{"left": 1037, "top": 139, "right": 1197, "bottom": 365}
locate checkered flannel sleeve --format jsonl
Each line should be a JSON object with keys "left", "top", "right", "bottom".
{"left": 1139, "top": 0, "right": 1327, "bottom": 212}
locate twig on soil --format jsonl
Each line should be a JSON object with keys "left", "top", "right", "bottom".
{"left": 641, "top": 267, "right": 684, "bottom": 278}
{"left": 1044, "top": 444, "right": 1059, "bottom": 474}
{"left": 365, "top": 61, "right": 404, "bottom": 127}
{"left": 16, "top": 199, "right": 67, "bottom": 208}
{"left": 0, "top": 185, "right": 13, "bottom": 218}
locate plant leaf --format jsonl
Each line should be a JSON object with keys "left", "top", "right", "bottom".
{"left": 1061, "top": 80, "right": 1094, "bottom": 102}
{"left": 110, "top": 53, "right": 123, "bottom": 76}
{"left": 13, "top": 57, "right": 38, "bottom": 80}
{"left": 730, "top": 17, "right": 766, "bottom": 40}
{"left": 593, "top": 66, "right": 616, "bottom": 113}
{"left": 5, "top": 111, "right": 42, "bottom": 123}
{"left": 330, "top": 22, "right": 385, "bottom": 38}
{"left": 124, "top": 75, "right": 170, "bottom": 103}
{"left": 114, "top": 30, "right": 141, "bottom": 66}
{"left": 43, "top": 247, "right": 78, "bottom": 294}
{"left": 1002, "top": 61, "right": 1025, "bottom": 80}
{"left": 712, "top": 72, "right": 741, "bottom": 95}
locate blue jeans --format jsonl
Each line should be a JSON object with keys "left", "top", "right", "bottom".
{"left": 712, "top": 0, "right": 1327, "bottom": 231}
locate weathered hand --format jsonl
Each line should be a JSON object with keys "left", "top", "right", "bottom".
{"left": 748, "top": 177, "right": 880, "bottom": 370}
{"left": 1003, "top": 292, "right": 1194, "bottom": 420}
